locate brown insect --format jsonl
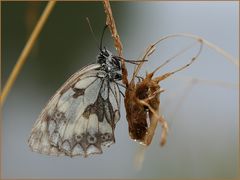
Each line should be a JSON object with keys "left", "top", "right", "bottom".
{"left": 123, "top": 35, "right": 203, "bottom": 147}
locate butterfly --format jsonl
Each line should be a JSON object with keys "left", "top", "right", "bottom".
{"left": 28, "top": 26, "right": 125, "bottom": 157}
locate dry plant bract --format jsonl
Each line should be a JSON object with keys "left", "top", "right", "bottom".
{"left": 124, "top": 35, "right": 203, "bottom": 147}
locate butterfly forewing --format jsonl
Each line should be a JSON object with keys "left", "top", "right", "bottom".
{"left": 28, "top": 63, "right": 121, "bottom": 157}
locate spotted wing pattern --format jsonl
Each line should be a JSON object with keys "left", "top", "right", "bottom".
{"left": 28, "top": 64, "right": 120, "bottom": 157}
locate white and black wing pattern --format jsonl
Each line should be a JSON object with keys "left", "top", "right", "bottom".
{"left": 28, "top": 63, "right": 121, "bottom": 157}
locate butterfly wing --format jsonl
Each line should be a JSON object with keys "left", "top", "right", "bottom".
{"left": 28, "top": 64, "right": 120, "bottom": 157}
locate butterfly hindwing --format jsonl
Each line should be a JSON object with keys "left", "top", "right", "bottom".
{"left": 28, "top": 63, "right": 121, "bottom": 157}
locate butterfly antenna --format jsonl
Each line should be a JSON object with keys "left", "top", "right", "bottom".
{"left": 100, "top": 25, "right": 108, "bottom": 52}
{"left": 86, "top": 17, "right": 100, "bottom": 50}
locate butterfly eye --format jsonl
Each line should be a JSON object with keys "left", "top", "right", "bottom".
{"left": 112, "top": 56, "right": 121, "bottom": 69}
{"left": 103, "top": 47, "right": 109, "bottom": 56}
{"left": 114, "top": 73, "right": 122, "bottom": 81}
{"left": 97, "top": 54, "right": 106, "bottom": 64}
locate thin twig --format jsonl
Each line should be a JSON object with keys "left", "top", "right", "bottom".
{"left": 0, "top": 1, "right": 56, "bottom": 106}
{"left": 174, "top": 76, "right": 238, "bottom": 89}
{"left": 103, "top": 0, "right": 128, "bottom": 85}
{"left": 152, "top": 33, "right": 239, "bottom": 67}
{"left": 103, "top": 0, "right": 123, "bottom": 55}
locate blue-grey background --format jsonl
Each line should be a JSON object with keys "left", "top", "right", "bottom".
{"left": 2, "top": 1, "right": 239, "bottom": 178}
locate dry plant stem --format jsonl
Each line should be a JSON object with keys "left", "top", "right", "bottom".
{"left": 174, "top": 76, "right": 238, "bottom": 89}
{"left": 128, "top": 35, "right": 203, "bottom": 147}
{"left": 103, "top": 0, "right": 123, "bottom": 55}
{"left": 152, "top": 33, "right": 238, "bottom": 67}
{"left": 138, "top": 99, "right": 168, "bottom": 146}
{"left": 152, "top": 41, "right": 198, "bottom": 75}
{"left": 103, "top": 0, "right": 128, "bottom": 86}
{"left": 0, "top": 1, "right": 56, "bottom": 106}
{"left": 134, "top": 33, "right": 238, "bottom": 80}
{"left": 134, "top": 145, "right": 147, "bottom": 170}
{"left": 132, "top": 45, "right": 156, "bottom": 82}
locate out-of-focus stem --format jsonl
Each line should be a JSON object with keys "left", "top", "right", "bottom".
{"left": 1, "top": 1, "right": 56, "bottom": 106}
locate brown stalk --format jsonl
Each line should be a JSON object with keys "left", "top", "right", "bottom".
{"left": 0, "top": 1, "right": 56, "bottom": 106}
{"left": 103, "top": 0, "right": 128, "bottom": 86}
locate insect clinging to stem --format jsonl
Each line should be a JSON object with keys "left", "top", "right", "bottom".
{"left": 124, "top": 34, "right": 203, "bottom": 147}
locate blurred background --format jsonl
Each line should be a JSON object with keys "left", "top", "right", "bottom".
{"left": 2, "top": 1, "right": 238, "bottom": 178}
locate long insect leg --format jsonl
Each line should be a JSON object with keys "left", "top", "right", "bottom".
{"left": 135, "top": 75, "right": 144, "bottom": 83}
{"left": 121, "top": 58, "right": 148, "bottom": 65}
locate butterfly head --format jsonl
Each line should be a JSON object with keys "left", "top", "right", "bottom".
{"left": 97, "top": 48, "right": 121, "bottom": 71}
{"left": 97, "top": 48, "right": 122, "bottom": 81}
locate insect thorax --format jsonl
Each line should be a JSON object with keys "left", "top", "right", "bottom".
{"left": 97, "top": 49, "right": 122, "bottom": 81}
